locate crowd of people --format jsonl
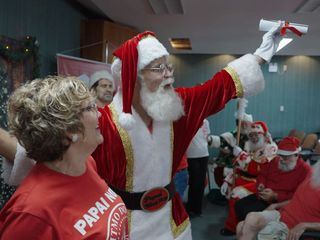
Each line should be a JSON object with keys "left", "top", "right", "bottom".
{"left": 0, "top": 22, "right": 319, "bottom": 240}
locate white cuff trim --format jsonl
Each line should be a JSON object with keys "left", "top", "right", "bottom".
{"left": 228, "top": 54, "right": 265, "bottom": 97}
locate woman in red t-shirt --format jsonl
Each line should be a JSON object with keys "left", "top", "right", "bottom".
{"left": 0, "top": 76, "right": 128, "bottom": 239}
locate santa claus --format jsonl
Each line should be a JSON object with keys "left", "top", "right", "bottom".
{"left": 2, "top": 25, "right": 283, "bottom": 239}
{"left": 220, "top": 121, "right": 278, "bottom": 236}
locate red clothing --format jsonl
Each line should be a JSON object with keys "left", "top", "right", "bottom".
{"left": 257, "top": 156, "right": 311, "bottom": 202}
{"left": 177, "top": 154, "right": 188, "bottom": 171}
{"left": 224, "top": 143, "right": 278, "bottom": 232}
{"left": 92, "top": 68, "right": 239, "bottom": 239}
{"left": 0, "top": 157, "right": 128, "bottom": 240}
{"left": 280, "top": 175, "right": 320, "bottom": 229}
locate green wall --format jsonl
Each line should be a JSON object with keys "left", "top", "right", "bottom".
{"left": 170, "top": 54, "right": 320, "bottom": 139}
{"left": 0, "top": 0, "right": 87, "bottom": 76}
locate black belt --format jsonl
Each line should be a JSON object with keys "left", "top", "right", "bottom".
{"left": 110, "top": 181, "right": 175, "bottom": 211}
{"left": 239, "top": 170, "right": 256, "bottom": 179}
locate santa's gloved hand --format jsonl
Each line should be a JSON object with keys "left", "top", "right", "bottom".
{"left": 220, "top": 181, "right": 230, "bottom": 196}
{"left": 254, "top": 22, "right": 282, "bottom": 63}
{"left": 233, "top": 145, "right": 243, "bottom": 157}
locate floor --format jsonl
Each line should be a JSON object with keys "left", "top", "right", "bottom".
{"left": 189, "top": 198, "right": 236, "bottom": 240}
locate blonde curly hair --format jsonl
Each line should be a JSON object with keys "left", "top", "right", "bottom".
{"left": 8, "top": 76, "right": 92, "bottom": 162}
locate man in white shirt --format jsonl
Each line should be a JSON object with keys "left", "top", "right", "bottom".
{"left": 186, "top": 119, "right": 210, "bottom": 217}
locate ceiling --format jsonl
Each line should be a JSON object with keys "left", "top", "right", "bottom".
{"left": 76, "top": 0, "right": 320, "bottom": 56}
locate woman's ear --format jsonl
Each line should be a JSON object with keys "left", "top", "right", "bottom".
{"left": 66, "top": 133, "right": 79, "bottom": 143}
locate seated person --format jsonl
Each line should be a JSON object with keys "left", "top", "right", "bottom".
{"left": 207, "top": 110, "right": 252, "bottom": 187}
{"left": 220, "top": 121, "right": 278, "bottom": 236}
{"left": 0, "top": 76, "right": 128, "bottom": 239}
{"left": 236, "top": 162, "right": 320, "bottom": 240}
{"left": 235, "top": 136, "right": 311, "bottom": 222}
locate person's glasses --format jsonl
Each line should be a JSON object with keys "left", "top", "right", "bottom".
{"left": 80, "top": 102, "right": 98, "bottom": 113}
{"left": 143, "top": 63, "right": 174, "bottom": 75}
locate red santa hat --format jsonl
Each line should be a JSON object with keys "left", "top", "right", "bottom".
{"left": 112, "top": 31, "right": 169, "bottom": 129}
{"left": 277, "top": 136, "right": 301, "bottom": 156}
{"left": 249, "top": 121, "right": 268, "bottom": 135}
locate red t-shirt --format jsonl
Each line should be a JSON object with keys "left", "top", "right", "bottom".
{"left": 280, "top": 176, "right": 320, "bottom": 229}
{"left": 0, "top": 157, "right": 129, "bottom": 240}
{"left": 257, "top": 156, "right": 311, "bottom": 202}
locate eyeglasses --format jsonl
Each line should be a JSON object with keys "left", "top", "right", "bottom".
{"left": 143, "top": 63, "right": 174, "bottom": 75}
{"left": 80, "top": 102, "right": 98, "bottom": 113}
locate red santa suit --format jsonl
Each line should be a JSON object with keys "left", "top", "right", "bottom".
{"left": 222, "top": 121, "right": 277, "bottom": 233}
{"left": 92, "top": 32, "right": 266, "bottom": 239}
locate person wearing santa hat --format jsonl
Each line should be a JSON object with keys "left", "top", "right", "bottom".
{"left": 91, "top": 25, "right": 282, "bottom": 239}
{"left": 237, "top": 163, "right": 320, "bottom": 240}
{"left": 220, "top": 121, "right": 278, "bottom": 236}
{"left": 207, "top": 110, "right": 253, "bottom": 188}
{"left": 1, "top": 24, "right": 283, "bottom": 239}
{"left": 234, "top": 136, "right": 311, "bottom": 224}
{"left": 89, "top": 70, "right": 115, "bottom": 108}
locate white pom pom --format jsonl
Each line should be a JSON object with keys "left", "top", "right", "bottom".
{"left": 119, "top": 113, "right": 135, "bottom": 130}
{"left": 209, "top": 135, "right": 221, "bottom": 148}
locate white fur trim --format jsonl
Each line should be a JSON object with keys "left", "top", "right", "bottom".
{"left": 1, "top": 142, "right": 35, "bottom": 186}
{"left": 228, "top": 54, "right": 265, "bottom": 97}
{"left": 112, "top": 94, "right": 190, "bottom": 239}
{"left": 137, "top": 37, "right": 169, "bottom": 70}
{"left": 221, "top": 132, "right": 236, "bottom": 147}
{"left": 119, "top": 112, "right": 135, "bottom": 130}
{"left": 111, "top": 58, "right": 122, "bottom": 91}
{"left": 277, "top": 147, "right": 301, "bottom": 156}
{"left": 90, "top": 70, "right": 114, "bottom": 89}
{"left": 243, "top": 113, "right": 253, "bottom": 122}
{"left": 209, "top": 135, "right": 221, "bottom": 148}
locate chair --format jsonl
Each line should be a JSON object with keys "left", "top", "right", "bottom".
{"left": 309, "top": 140, "right": 320, "bottom": 165}
{"left": 288, "top": 129, "right": 306, "bottom": 144}
{"left": 299, "top": 133, "right": 317, "bottom": 162}
{"left": 301, "top": 133, "right": 318, "bottom": 150}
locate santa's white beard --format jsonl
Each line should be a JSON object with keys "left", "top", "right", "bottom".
{"left": 311, "top": 162, "right": 320, "bottom": 187}
{"left": 140, "top": 78, "right": 185, "bottom": 122}
{"left": 247, "top": 136, "right": 265, "bottom": 152}
{"left": 278, "top": 160, "right": 297, "bottom": 172}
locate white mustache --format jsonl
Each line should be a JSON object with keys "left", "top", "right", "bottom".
{"left": 160, "top": 78, "right": 174, "bottom": 88}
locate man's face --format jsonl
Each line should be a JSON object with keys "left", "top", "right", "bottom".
{"left": 240, "top": 121, "right": 251, "bottom": 134}
{"left": 138, "top": 56, "right": 184, "bottom": 122}
{"left": 278, "top": 154, "right": 298, "bottom": 172}
{"left": 248, "top": 132, "right": 262, "bottom": 144}
{"left": 94, "top": 79, "right": 114, "bottom": 104}
{"left": 139, "top": 56, "right": 174, "bottom": 92}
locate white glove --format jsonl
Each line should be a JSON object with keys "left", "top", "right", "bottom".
{"left": 254, "top": 22, "right": 282, "bottom": 63}
{"left": 220, "top": 181, "right": 229, "bottom": 196}
{"left": 233, "top": 145, "right": 243, "bottom": 157}
{"left": 231, "top": 186, "right": 250, "bottom": 199}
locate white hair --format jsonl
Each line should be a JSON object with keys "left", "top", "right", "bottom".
{"left": 140, "top": 78, "right": 185, "bottom": 122}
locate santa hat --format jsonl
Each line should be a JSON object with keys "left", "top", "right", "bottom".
{"left": 234, "top": 112, "right": 253, "bottom": 123}
{"left": 277, "top": 136, "right": 301, "bottom": 156}
{"left": 249, "top": 121, "right": 268, "bottom": 135}
{"left": 89, "top": 70, "right": 114, "bottom": 89}
{"left": 209, "top": 135, "right": 221, "bottom": 148}
{"left": 221, "top": 132, "right": 237, "bottom": 147}
{"left": 112, "top": 31, "right": 169, "bottom": 129}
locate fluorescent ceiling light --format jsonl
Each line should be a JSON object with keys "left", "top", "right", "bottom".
{"left": 276, "top": 38, "right": 293, "bottom": 52}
